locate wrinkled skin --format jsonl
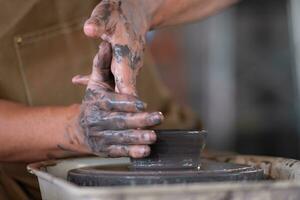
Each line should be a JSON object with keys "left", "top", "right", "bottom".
{"left": 78, "top": 41, "right": 163, "bottom": 158}
{"left": 83, "top": 0, "right": 150, "bottom": 96}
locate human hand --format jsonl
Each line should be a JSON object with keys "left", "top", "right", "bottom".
{"left": 83, "top": 0, "right": 151, "bottom": 96}
{"left": 77, "top": 41, "right": 163, "bottom": 158}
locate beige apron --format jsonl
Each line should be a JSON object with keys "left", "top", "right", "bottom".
{"left": 0, "top": 0, "right": 200, "bottom": 199}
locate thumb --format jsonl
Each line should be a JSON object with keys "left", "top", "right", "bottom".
{"left": 88, "top": 41, "right": 114, "bottom": 91}
{"left": 111, "top": 44, "right": 144, "bottom": 97}
{"left": 72, "top": 75, "right": 90, "bottom": 86}
{"left": 84, "top": 1, "right": 112, "bottom": 38}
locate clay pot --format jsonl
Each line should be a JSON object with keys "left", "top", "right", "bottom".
{"left": 130, "top": 130, "right": 207, "bottom": 170}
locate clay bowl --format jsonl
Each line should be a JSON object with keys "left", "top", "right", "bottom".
{"left": 130, "top": 130, "right": 207, "bottom": 170}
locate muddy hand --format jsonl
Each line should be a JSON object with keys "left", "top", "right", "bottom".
{"left": 83, "top": 0, "right": 150, "bottom": 96}
{"left": 78, "top": 41, "right": 163, "bottom": 158}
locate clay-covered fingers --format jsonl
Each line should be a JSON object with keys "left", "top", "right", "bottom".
{"left": 86, "top": 131, "right": 153, "bottom": 158}
{"left": 87, "top": 41, "right": 114, "bottom": 91}
{"left": 73, "top": 42, "right": 114, "bottom": 88}
{"left": 111, "top": 43, "right": 144, "bottom": 96}
{"left": 84, "top": 89, "right": 147, "bottom": 112}
{"left": 111, "top": 56, "right": 138, "bottom": 96}
{"left": 103, "top": 112, "right": 163, "bottom": 130}
{"left": 90, "top": 111, "right": 163, "bottom": 130}
{"left": 87, "top": 137, "right": 151, "bottom": 158}
{"left": 83, "top": 0, "right": 148, "bottom": 97}
{"left": 83, "top": 1, "right": 117, "bottom": 38}
{"left": 101, "top": 91, "right": 147, "bottom": 112}
{"left": 82, "top": 109, "right": 164, "bottom": 131}
{"left": 106, "top": 145, "right": 151, "bottom": 158}
{"left": 88, "top": 130, "right": 156, "bottom": 145}
{"left": 91, "top": 145, "right": 150, "bottom": 158}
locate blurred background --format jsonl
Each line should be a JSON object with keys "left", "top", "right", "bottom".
{"left": 147, "top": 0, "right": 300, "bottom": 159}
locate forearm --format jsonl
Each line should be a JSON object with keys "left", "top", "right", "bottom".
{"left": 144, "top": 0, "right": 239, "bottom": 29}
{"left": 0, "top": 100, "right": 86, "bottom": 162}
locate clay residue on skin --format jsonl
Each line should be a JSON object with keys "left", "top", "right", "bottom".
{"left": 113, "top": 44, "right": 142, "bottom": 70}
{"left": 76, "top": 41, "right": 163, "bottom": 157}
{"left": 101, "top": 3, "right": 112, "bottom": 23}
{"left": 113, "top": 44, "right": 130, "bottom": 63}
{"left": 56, "top": 41, "right": 162, "bottom": 158}
{"left": 79, "top": 97, "right": 162, "bottom": 157}
{"left": 83, "top": 88, "right": 146, "bottom": 112}
{"left": 80, "top": 103, "right": 162, "bottom": 131}
{"left": 84, "top": 0, "right": 149, "bottom": 95}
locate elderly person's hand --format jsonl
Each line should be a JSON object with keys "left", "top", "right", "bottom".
{"left": 75, "top": 41, "right": 163, "bottom": 158}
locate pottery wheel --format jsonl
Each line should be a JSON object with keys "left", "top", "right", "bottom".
{"left": 68, "top": 159, "right": 265, "bottom": 187}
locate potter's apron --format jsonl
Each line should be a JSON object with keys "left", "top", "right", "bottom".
{"left": 0, "top": 0, "right": 200, "bottom": 199}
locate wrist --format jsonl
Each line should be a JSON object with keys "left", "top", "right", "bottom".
{"left": 50, "top": 104, "right": 91, "bottom": 159}
{"left": 140, "top": 0, "right": 164, "bottom": 31}
{"left": 63, "top": 104, "right": 88, "bottom": 150}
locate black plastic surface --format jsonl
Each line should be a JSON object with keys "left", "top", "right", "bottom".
{"left": 68, "top": 159, "right": 265, "bottom": 187}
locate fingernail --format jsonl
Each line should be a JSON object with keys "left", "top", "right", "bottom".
{"left": 150, "top": 112, "right": 164, "bottom": 125}
{"left": 135, "top": 101, "right": 147, "bottom": 111}
{"left": 140, "top": 146, "right": 150, "bottom": 157}
{"left": 158, "top": 112, "right": 164, "bottom": 120}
